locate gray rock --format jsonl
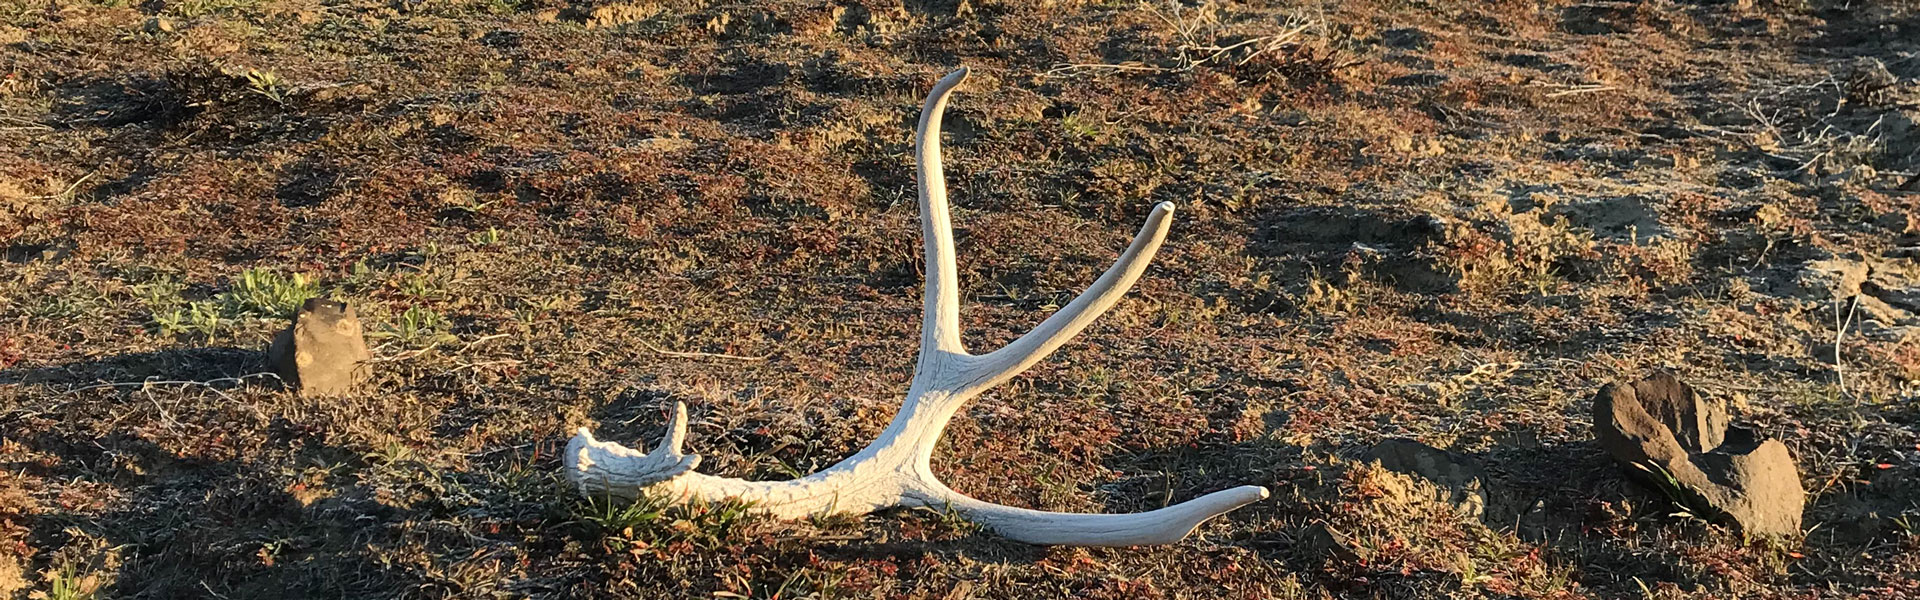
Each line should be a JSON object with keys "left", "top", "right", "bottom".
{"left": 1593, "top": 374, "right": 1806, "bottom": 536}
{"left": 1625, "top": 373, "right": 1727, "bottom": 453}
{"left": 267, "top": 298, "right": 372, "bottom": 397}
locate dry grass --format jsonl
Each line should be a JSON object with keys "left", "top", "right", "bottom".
{"left": 3, "top": 0, "right": 1920, "bottom": 598}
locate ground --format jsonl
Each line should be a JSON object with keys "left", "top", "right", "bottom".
{"left": 2, "top": 0, "right": 1919, "bottom": 598}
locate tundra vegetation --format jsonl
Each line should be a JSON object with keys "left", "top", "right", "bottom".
{"left": 2, "top": 0, "right": 1918, "bottom": 598}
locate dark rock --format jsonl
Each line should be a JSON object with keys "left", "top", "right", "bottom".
{"left": 267, "top": 297, "right": 372, "bottom": 397}
{"left": 1592, "top": 374, "right": 1805, "bottom": 536}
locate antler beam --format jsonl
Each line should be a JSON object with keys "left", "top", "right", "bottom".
{"left": 566, "top": 67, "right": 1268, "bottom": 547}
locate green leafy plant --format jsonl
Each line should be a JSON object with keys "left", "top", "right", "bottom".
{"left": 42, "top": 560, "right": 103, "bottom": 600}
{"left": 220, "top": 268, "right": 318, "bottom": 318}
{"left": 569, "top": 493, "right": 759, "bottom": 554}
{"left": 375, "top": 305, "right": 456, "bottom": 346}
{"left": 397, "top": 271, "right": 451, "bottom": 300}
{"left": 1630, "top": 461, "right": 1715, "bottom": 523}
{"left": 132, "top": 276, "right": 185, "bottom": 313}
{"left": 576, "top": 493, "right": 672, "bottom": 541}
{"left": 241, "top": 68, "right": 287, "bottom": 104}
{"left": 467, "top": 227, "right": 502, "bottom": 246}
{"left": 170, "top": 0, "right": 265, "bottom": 17}
{"left": 154, "top": 301, "right": 224, "bottom": 338}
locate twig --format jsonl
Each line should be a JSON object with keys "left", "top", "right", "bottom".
{"left": 453, "top": 359, "right": 524, "bottom": 373}
{"left": 66, "top": 372, "right": 283, "bottom": 399}
{"left": 0, "top": 114, "right": 53, "bottom": 131}
{"left": 639, "top": 340, "right": 768, "bottom": 361}
{"left": 1045, "top": 5, "right": 1315, "bottom": 79}
{"left": 1545, "top": 85, "right": 1615, "bottom": 98}
{"left": 25, "top": 170, "right": 96, "bottom": 201}
{"left": 373, "top": 332, "right": 513, "bottom": 363}
{"left": 1834, "top": 295, "right": 1859, "bottom": 403}
{"left": 371, "top": 341, "right": 445, "bottom": 362}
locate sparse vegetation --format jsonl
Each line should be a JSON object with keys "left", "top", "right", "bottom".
{"left": 221, "top": 268, "right": 319, "bottom": 318}
{"left": 2, "top": 0, "right": 1918, "bottom": 597}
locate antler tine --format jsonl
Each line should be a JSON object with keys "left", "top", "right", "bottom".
{"left": 958, "top": 202, "right": 1175, "bottom": 396}
{"left": 912, "top": 66, "right": 1177, "bottom": 396}
{"left": 915, "top": 67, "right": 972, "bottom": 359}
{"left": 657, "top": 401, "right": 691, "bottom": 455}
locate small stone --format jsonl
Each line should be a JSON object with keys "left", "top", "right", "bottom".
{"left": 1592, "top": 373, "right": 1806, "bottom": 536}
{"left": 267, "top": 298, "right": 373, "bottom": 397}
{"left": 144, "top": 17, "right": 175, "bottom": 34}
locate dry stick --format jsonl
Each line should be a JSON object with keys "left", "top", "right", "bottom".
{"left": 65, "top": 372, "right": 283, "bottom": 397}
{"left": 373, "top": 333, "right": 512, "bottom": 363}
{"left": 0, "top": 113, "right": 53, "bottom": 131}
{"left": 1545, "top": 85, "right": 1616, "bottom": 98}
{"left": 70, "top": 373, "right": 281, "bottom": 422}
{"left": 1834, "top": 295, "right": 1859, "bottom": 402}
{"left": 25, "top": 170, "right": 95, "bottom": 201}
{"left": 638, "top": 340, "right": 768, "bottom": 361}
{"left": 1046, "top": 25, "right": 1309, "bottom": 78}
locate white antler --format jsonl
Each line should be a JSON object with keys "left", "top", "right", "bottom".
{"left": 566, "top": 67, "right": 1269, "bottom": 546}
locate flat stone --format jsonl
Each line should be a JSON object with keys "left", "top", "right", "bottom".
{"left": 267, "top": 298, "right": 372, "bottom": 397}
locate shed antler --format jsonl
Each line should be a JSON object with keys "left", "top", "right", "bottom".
{"left": 566, "top": 67, "right": 1269, "bottom": 546}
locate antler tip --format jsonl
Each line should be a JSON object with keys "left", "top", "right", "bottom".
{"left": 660, "top": 401, "right": 692, "bottom": 455}
{"left": 1209, "top": 485, "right": 1270, "bottom": 510}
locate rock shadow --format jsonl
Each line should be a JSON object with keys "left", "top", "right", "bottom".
{"left": 0, "top": 346, "right": 267, "bottom": 387}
